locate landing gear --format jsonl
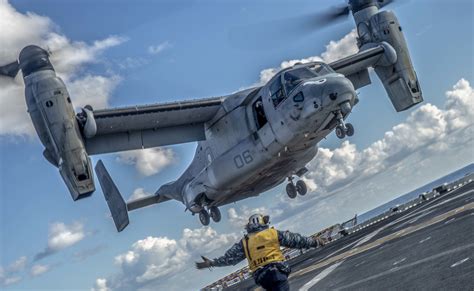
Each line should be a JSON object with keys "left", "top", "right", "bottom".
{"left": 335, "top": 125, "right": 346, "bottom": 139}
{"left": 296, "top": 180, "right": 307, "bottom": 196}
{"left": 287, "top": 176, "right": 309, "bottom": 198}
{"left": 286, "top": 183, "right": 297, "bottom": 199}
{"left": 335, "top": 110, "right": 354, "bottom": 139}
{"left": 209, "top": 206, "right": 221, "bottom": 222}
{"left": 199, "top": 209, "right": 210, "bottom": 226}
{"left": 345, "top": 123, "right": 354, "bottom": 137}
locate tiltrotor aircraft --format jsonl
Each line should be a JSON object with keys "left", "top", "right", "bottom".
{"left": 1, "top": 0, "right": 423, "bottom": 232}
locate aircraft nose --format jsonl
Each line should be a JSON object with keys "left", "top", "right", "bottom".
{"left": 322, "top": 76, "right": 355, "bottom": 106}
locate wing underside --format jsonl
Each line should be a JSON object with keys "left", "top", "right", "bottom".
{"left": 85, "top": 97, "right": 223, "bottom": 155}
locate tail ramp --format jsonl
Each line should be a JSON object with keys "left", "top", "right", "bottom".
{"left": 95, "top": 160, "right": 129, "bottom": 232}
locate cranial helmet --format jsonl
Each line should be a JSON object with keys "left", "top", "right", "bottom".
{"left": 246, "top": 214, "right": 270, "bottom": 232}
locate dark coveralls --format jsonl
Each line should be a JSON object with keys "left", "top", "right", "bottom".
{"left": 212, "top": 227, "right": 321, "bottom": 290}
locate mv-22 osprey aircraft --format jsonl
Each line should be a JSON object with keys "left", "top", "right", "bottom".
{"left": 1, "top": 0, "right": 422, "bottom": 231}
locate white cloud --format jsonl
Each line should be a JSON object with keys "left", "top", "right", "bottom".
{"left": 128, "top": 188, "right": 152, "bottom": 202}
{"left": 67, "top": 75, "right": 122, "bottom": 110}
{"left": 3, "top": 276, "right": 21, "bottom": 286}
{"left": 0, "top": 1, "right": 125, "bottom": 137}
{"left": 30, "top": 264, "right": 50, "bottom": 277}
{"left": 257, "top": 29, "right": 358, "bottom": 85}
{"left": 304, "top": 79, "right": 474, "bottom": 193}
{"left": 92, "top": 278, "right": 110, "bottom": 291}
{"left": 148, "top": 41, "right": 172, "bottom": 55}
{"left": 35, "top": 221, "right": 86, "bottom": 260}
{"left": 116, "top": 147, "right": 176, "bottom": 176}
{"left": 179, "top": 227, "right": 239, "bottom": 255}
{"left": 97, "top": 226, "right": 238, "bottom": 290}
{"left": 7, "top": 256, "right": 27, "bottom": 273}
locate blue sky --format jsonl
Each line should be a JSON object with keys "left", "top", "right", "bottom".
{"left": 0, "top": 0, "right": 473, "bottom": 290}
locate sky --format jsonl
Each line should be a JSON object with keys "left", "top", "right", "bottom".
{"left": 0, "top": 0, "right": 473, "bottom": 290}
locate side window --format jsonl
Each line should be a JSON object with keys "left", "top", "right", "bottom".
{"left": 293, "top": 92, "right": 304, "bottom": 102}
{"left": 252, "top": 97, "right": 267, "bottom": 130}
{"left": 269, "top": 77, "right": 285, "bottom": 108}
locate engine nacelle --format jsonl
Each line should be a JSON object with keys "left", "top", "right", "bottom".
{"left": 353, "top": 7, "right": 423, "bottom": 111}
{"left": 21, "top": 45, "right": 95, "bottom": 200}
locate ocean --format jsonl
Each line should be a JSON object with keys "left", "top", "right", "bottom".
{"left": 357, "top": 163, "right": 474, "bottom": 223}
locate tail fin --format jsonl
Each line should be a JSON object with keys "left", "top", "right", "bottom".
{"left": 95, "top": 160, "right": 129, "bottom": 232}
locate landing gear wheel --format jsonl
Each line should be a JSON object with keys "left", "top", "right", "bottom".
{"left": 345, "top": 123, "right": 354, "bottom": 137}
{"left": 286, "top": 183, "right": 297, "bottom": 199}
{"left": 209, "top": 206, "right": 221, "bottom": 223}
{"left": 296, "top": 180, "right": 307, "bottom": 196}
{"left": 336, "top": 125, "right": 346, "bottom": 139}
{"left": 199, "top": 209, "right": 210, "bottom": 226}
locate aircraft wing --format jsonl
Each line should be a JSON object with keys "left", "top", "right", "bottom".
{"left": 328, "top": 45, "right": 385, "bottom": 90}
{"left": 85, "top": 96, "right": 224, "bottom": 155}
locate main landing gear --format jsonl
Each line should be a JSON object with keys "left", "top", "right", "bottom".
{"left": 198, "top": 206, "right": 222, "bottom": 226}
{"left": 286, "top": 177, "right": 308, "bottom": 199}
{"left": 335, "top": 110, "right": 354, "bottom": 139}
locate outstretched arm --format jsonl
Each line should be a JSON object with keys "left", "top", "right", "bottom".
{"left": 277, "top": 230, "right": 325, "bottom": 249}
{"left": 212, "top": 240, "right": 246, "bottom": 267}
{"left": 196, "top": 240, "right": 246, "bottom": 269}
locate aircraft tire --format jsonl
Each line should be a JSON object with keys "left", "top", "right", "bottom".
{"left": 345, "top": 123, "right": 354, "bottom": 137}
{"left": 296, "top": 180, "right": 307, "bottom": 196}
{"left": 286, "top": 183, "right": 297, "bottom": 199}
{"left": 336, "top": 125, "right": 346, "bottom": 139}
{"left": 199, "top": 209, "right": 210, "bottom": 226}
{"left": 209, "top": 206, "right": 221, "bottom": 222}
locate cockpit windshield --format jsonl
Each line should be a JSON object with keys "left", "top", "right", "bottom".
{"left": 283, "top": 63, "right": 334, "bottom": 94}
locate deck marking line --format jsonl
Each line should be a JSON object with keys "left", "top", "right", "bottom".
{"left": 334, "top": 243, "right": 474, "bottom": 290}
{"left": 290, "top": 202, "right": 474, "bottom": 278}
{"left": 298, "top": 261, "right": 343, "bottom": 291}
{"left": 451, "top": 257, "right": 470, "bottom": 268}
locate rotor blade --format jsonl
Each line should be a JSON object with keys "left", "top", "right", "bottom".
{"left": 228, "top": 7, "right": 350, "bottom": 50}
{"left": 0, "top": 61, "right": 20, "bottom": 78}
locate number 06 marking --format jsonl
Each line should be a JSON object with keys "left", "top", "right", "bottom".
{"left": 234, "top": 150, "right": 253, "bottom": 168}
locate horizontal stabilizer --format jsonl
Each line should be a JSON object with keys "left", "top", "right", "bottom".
{"left": 95, "top": 160, "right": 129, "bottom": 232}
{"left": 127, "top": 195, "right": 170, "bottom": 211}
{"left": 0, "top": 61, "right": 20, "bottom": 78}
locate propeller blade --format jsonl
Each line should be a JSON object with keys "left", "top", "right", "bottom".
{"left": 0, "top": 61, "right": 20, "bottom": 78}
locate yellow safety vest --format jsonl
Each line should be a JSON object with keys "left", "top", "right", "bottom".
{"left": 242, "top": 228, "right": 285, "bottom": 272}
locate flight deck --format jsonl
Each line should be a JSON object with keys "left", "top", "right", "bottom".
{"left": 223, "top": 175, "right": 474, "bottom": 290}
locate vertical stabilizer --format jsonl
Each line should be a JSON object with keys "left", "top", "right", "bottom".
{"left": 95, "top": 160, "right": 129, "bottom": 232}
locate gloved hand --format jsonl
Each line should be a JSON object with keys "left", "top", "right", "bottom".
{"left": 195, "top": 256, "right": 214, "bottom": 270}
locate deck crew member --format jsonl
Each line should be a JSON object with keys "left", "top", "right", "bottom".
{"left": 196, "top": 214, "right": 326, "bottom": 290}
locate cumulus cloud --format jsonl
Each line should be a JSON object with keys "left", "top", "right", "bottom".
{"left": 0, "top": 1, "right": 125, "bottom": 137}
{"left": 6, "top": 256, "right": 27, "bottom": 273}
{"left": 35, "top": 221, "right": 86, "bottom": 261}
{"left": 2, "top": 276, "right": 21, "bottom": 286}
{"left": 257, "top": 30, "right": 358, "bottom": 85}
{"left": 97, "top": 226, "right": 238, "bottom": 290}
{"left": 30, "top": 264, "right": 50, "bottom": 277}
{"left": 92, "top": 278, "right": 110, "bottom": 291}
{"left": 148, "top": 41, "right": 172, "bottom": 55}
{"left": 304, "top": 79, "right": 474, "bottom": 193}
{"left": 116, "top": 148, "right": 176, "bottom": 176}
{"left": 0, "top": 256, "right": 28, "bottom": 286}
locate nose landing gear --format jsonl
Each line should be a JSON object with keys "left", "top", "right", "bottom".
{"left": 335, "top": 110, "right": 354, "bottom": 139}
{"left": 286, "top": 177, "right": 308, "bottom": 198}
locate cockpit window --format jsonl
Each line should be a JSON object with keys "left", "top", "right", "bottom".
{"left": 283, "top": 67, "right": 316, "bottom": 94}
{"left": 269, "top": 78, "right": 285, "bottom": 107}
{"left": 308, "top": 63, "right": 334, "bottom": 76}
